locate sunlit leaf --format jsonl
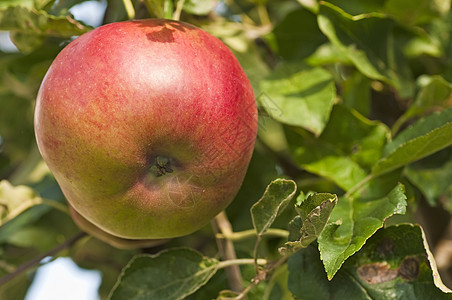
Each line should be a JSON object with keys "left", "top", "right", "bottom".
{"left": 183, "top": 0, "right": 215, "bottom": 16}
{"left": 0, "top": 180, "right": 43, "bottom": 226}
{"left": 318, "top": 182, "right": 407, "bottom": 279}
{"left": 0, "top": 6, "right": 91, "bottom": 53}
{"left": 259, "top": 63, "right": 336, "bottom": 136}
{"left": 384, "top": 0, "right": 451, "bottom": 25}
{"left": 0, "top": 0, "right": 33, "bottom": 9}
{"left": 33, "top": 0, "right": 55, "bottom": 10}
{"left": 374, "top": 108, "right": 452, "bottom": 176}
{"left": 322, "top": 0, "right": 450, "bottom": 26}
{"left": 393, "top": 75, "right": 452, "bottom": 133}
{"left": 305, "top": 42, "right": 351, "bottom": 66}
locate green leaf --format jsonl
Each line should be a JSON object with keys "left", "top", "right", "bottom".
{"left": 4, "top": 208, "right": 77, "bottom": 250}
{"left": 402, "top": 30, "right": 442, "bottom": 58}
{"left": 0, "top": 0, "right": 33, "bottom": 9}
{"left": 321, "top": 0, "right": 385, "bottom": 16}
{"left": 34, "top": 0, "right": 56, "bottom": 10}
{"left": 296, "top": 193, "right": 332, "bottom": 219}
{"left": 9, "top": 32, "right": 44, "bottom": 54}
{"left": 318, "top": 2, "right": 414, "bottom": 98}
{"left": 284, "top": 193, "right": 337, "bottom": 251}
{"left": 0, "top": 180, "right": 43, "bottom": 226}
{"left": 183, "top": 0, "right": 214, "bottom": 16}
{"left": 323, "top": 0, "right": 450, "bottom": 26}
{"left": 287, "top": 246, "right": 334, "bottom": 300}
{"left": 289, "top": 225, "right": 452, "bottom": 299}
{"left": 342, "top": 71, "right": 372, "bottom": 117}
{"left": 109, "top": 248, "right": 219, "bottom": 300}
{"left": 259, "top": 63, "right": 336, "bottom": 136}
{"left": 348, "top": 224, "right": 452, "bottom": 296}
{"left": 143, "top": 0, "right": 165, "bottom": 18}
{"left": 0, "top": 6, "right": 92, "bottom": 53}
{"left": 263, "top": 264, "right": 292, "bottom": 300}
{"left": 404, "top": 148, "right": 452, "bottom": 206}
{"left": 373, "top": 108, "right": 452, "bottom": 176}
{"left": 269, "top": 7, "right": 327, "bottom": 61}
{"left": 287, "top": 215, "right": 303, "bottom": 243}
{"left": 305, "top": 42, "right": 351, "bottom": 66}
{"left": 0, "top": 6, "right": 91, "bottom": 34}
{"left": 393, "top": 75, "right": 452, "bottom": 133}
{"left": 383, "top": 0, "right": 451, "bottom": 26}
{"left": 318, "top": 182, "right": 407, "bottom": 279}
{"left": 216, "top": 290, "right": 240, "bottom": 299}
{"left": 251, "top": 179, "right": 297, "bottom": 236}
{"left": 287, "top": 104, "right": 389, "bottom": 191}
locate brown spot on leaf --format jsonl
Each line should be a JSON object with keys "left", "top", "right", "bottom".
{"left": 357, "top": 256, "right": 420, "bottom": 285}
{"left": 398, "top": 256, "right": 420, "bottom": 281}
{"left": 357, "top": 262, "right": 398, "bottom": 284}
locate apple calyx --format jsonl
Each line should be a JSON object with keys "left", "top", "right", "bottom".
{"left": 149, "top": 155, "right": 175, "bottom": 177}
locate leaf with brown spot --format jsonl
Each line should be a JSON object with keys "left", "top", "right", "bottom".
{"left": 288, "top": 224, "right": 452, "bottom": 299}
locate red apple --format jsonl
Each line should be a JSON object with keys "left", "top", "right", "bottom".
{"left": 34, "top": 19, "right": 257, "bottom": 242}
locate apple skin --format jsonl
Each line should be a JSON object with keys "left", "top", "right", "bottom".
{"left": 34, "top": 19, "right": 257, "bottom": 240}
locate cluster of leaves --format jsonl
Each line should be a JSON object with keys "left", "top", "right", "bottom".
{"left": 2, "top": 0, "right": 452, "bottom": 299}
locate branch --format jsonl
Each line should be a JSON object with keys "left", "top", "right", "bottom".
{"left": 0, "top": 232, "right": 87, "bottom": 287}
{"left": 211, "top": 211, "right": 244, "bottom": 294}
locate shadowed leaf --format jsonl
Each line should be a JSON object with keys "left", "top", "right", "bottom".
{"left": 251, "top": 179, "right": 297, "bottom": 236}
{"left": 110, "top": 248, "right": 219, "bottom": 300}
{"left": 284, "top": 193, "right": 337, "bottom": 252}
{"left": 318, "top": 2, "right": 414, "bottom": 98}
{"left": 288, "top": 224, "right": 452, "bottom": 299}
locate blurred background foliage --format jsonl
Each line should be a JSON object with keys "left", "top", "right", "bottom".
{"left": 2, "top": 0, "right": 452, "bottom": 299}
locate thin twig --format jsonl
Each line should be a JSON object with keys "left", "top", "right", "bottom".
{"left": 0, "top": 232, "right": 87, "bottom": 287}
{"left": 234, "top": 280, "right": 259, "bottom": 300}
{"left": 234, "top": 254, "right": 290, "bottom": 300}
{"left": 215, "top": 228, "right": 289, "bottom": 241}
{"left": 211, "top": 211, "right": 244, "bottom": 294}
{"left": 257, "top": 4, "right": 271, "bottom": 26}
{"left": 173, "top": 0, "right": 186, "bottom": 21}
{"left": 40, "top": 198, "right": 70, "bottom": 215}
{"left": 122, "top": 0, "right": 135, "bottom": 19}
{"left": 217, "top": 258, "right": 267, "bottom": 269}
{"left": 253, "top": 235, "right": 261, "bottom": 274}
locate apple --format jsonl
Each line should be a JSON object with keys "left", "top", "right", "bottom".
{"left": 34, "top": 19, "right": 257, "bottom": 243}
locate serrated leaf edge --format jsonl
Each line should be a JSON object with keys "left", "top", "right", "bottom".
{"left": 108, "top": 247, "right": 220, "bottom": 300}
{"left": 320, "top": 184, "right": 407, "bottom": 280}
{"left": 251, "top": 178, "right": 297, "bottom": 236}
